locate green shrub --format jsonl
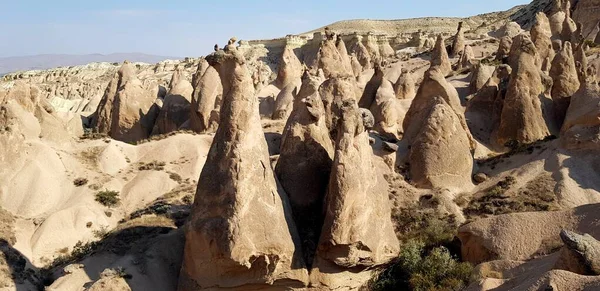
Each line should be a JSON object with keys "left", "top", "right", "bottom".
{"left": 369, "top": 240, "right": 473, "bottom": 291}
{"left": 95, "top": 190, "right": 120, "bottom": 207}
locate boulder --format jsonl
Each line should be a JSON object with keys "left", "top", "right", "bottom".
{"left": 394, "top": 68, "right": 416, "bottom": 100}
{"left": 496, "top": 34, "right": 550, "bottom": 146}
{"left": 550, "top": 41, "right": 580, "bottom": 127}
{"left": 469, "top": 64, "right": 495, "bottom": 95}
{"left": 152, "top": 67, "right": 193, "bottom": 134}
{"left": 178, "top": 49, "right": 309, "bottom": 290}
{"left": 451, "top": 22, "right": 466, "bottom": 57}
{"left": 431, "top": 34, "right": 452, "bottom": 76}
{"left": 561, "top": 230, "right": 600, "bottom": 275}
{"left": 310, "top": 101, "right": 399, "bottom": 289}
{"left": 190, "top": 64, "right": 222, "bottom": 133}
{"left": 275, "top": 72, "right": 334, "bottom": 267}
{"left": 459, "top": 203, "right": 600, "bottom": 265}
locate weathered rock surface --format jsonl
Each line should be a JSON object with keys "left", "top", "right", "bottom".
{"left": 272, "top": 79, "right": 301, "bottom": 120}
{"left": 496, "top": 34, "right": 550, "bottom": 146}
{"left": 409, "top": 97, "right": 474, "bottom": 189}
{"left": 318, "top": 35, "right": 351, "bottom": 78}
{"left": 531, "top": 12, "right": 555, "bottom": 71}
{"left": 348, "top": 35, "right": 371, "bottom": 71}
{"left": 358, "top": 62, "right": 384, "bottom": 109}
{"left": 561, "top": 66, "right": 600, "bottom": 150}
{"left": 276, "top": 45, "right": 303, "bottom": 89}
{"left": 190, "top": 64, "right": 222, "bottom": 133}
{"left": 310, "top": 101, "right": 399, "bottom": 289}
{"left": 431, "top": 34, "right": 452, "bottom": 76}
{"left": 560, "top": 230, "right": 600, "bottom": 275}
{"left": 459, "top": 203, "right": 600, "bottom": 265}
{"left": 178, "top": 49, "right": 308, "bottom": 290}
{"left": 467, "top": 64, "right": 512, "bottom": 144}
{"left": 371, "top": 78, "right": 401, "bottom": 139}
{"left": 457, "top": 45, "right": 475, "bottom": 70}
{"left": 394, "top": 68, "right": 416, "bottom": 100}
{"left": 319, "top": 75, "right": 360, "bottom": 134}
{"left": 275, "top": 72, "right": 333, "bottom": 267}
{"left": 469, "top": 64, "right": 495, "bottom": 95}
{"left": 550, "top": 41, "right": 580, "bottom": 127}
{"left": 152, "top": 67, "right": 193, "bottom": 134}
{"left": 451, "top": 22, "right": 466, "bottom": 57}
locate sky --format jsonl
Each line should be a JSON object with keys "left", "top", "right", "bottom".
{"left": 0, "top": 0, "right": 529, "bottom": 58}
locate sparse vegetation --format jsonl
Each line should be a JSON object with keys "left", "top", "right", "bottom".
{"left": 95, "top": 190, "right": 120, "bottom": 207}
{"left": 73, "top": 177, "right": 88, "bottom": 187}
{"left": 135, "top": 130, "right": 198, "bottom": 145}
{"left": 168, "top": 172, "right": 182, "bottom": 183}
{"left": 463, "top": 175, "right": 557, "bottom": 219}
{"left": 92, "top": 225, "right": 110, "bottom": 239}
{"left": 369, "top": 240, "right": 473, "bottom": 291}
{"left": 138, "top": 161, "right": 166, "bottom": 171}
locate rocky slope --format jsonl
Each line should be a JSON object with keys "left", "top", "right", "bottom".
{"left": 1, "top": 0, "right": 600, "bottom": 290}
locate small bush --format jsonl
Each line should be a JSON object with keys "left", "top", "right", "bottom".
{"left": 93, "top": 225, "right": 110, "bottom": 239}
{"left": 73, "top": 177, "right": 88, "bottom": 187}
{"left": 369, "top": 240, "right": 473, "bottom": 291}
{"left": 95, "top": 190, "right": 120, "bottom": 207}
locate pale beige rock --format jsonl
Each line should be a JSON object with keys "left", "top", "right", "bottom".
{"left": 550, "top": 41, "right": 580, "bottom": 127}
{"left": 550, "top": 11, "right": 567, "bottom": 39}
{"left": 350, "top": 53, "right": 363, "bottom": 78}
{"left": 451, "top": 22, "right": 466, "bottom": 57}
{"left": 469, "top": 64, "right": 495, "bottom": 95}
{"left": 319, "top": 75, "right": 360, "bottom": 134}
{"left": 403, "top": 67, "right": 474, "bottom": 150}
{"left": 276, "top": 45, "right": 303, "bottom": 89}
{"left": 431, "top": 34, "right": 452, "bottom": 76}
{"left": 86, "top": 269, "right": 132, "bottom": 291}
{"left": 394, "top": 68, "right": 416, "bottom": 100}
{"left": 496, "top": 36, "right": 513, "bottom": 62}
{"left": 496, "top": 34, "right": 550, "bottom": 146}
{"left": 562, "top": 15, "right": 578, "bottom": 42}
{"left": 561, "top": 230, "right": 600, "bottom": 274}
{"left": 358, "top": 62, "right": 384, "bottom": 109}
{"left": 152, "top": 67, "right": 193, "bottom": 134}
{"left": 574, "top": 43, "right": 589, "bottom": 83}
{"left": 561, "top": 66, "right": 600, "bottom": 150}
{"left": 272, "top": 79, "right": 301, "bottom": 120}
{"left": 190, "top": 65, "right": 222, "bottom": 133}
{"left": 378, "top": 37, "right": 396, "bottom": 58}
{"left": 310, "top": 101, "right": 399, "bottom": 289}
{"left": 409, "top": 97, "right": 474, "bottom": 189}
{"left": 348, "top": 35, "right": 371, "bottom": 70}
{"left": 371, "top": 79, "right": 401, "bottom": 139}
{"left": 109, "top": 62, "right": 158, "bottom": 143}
{"left": 457, "top": 45, "right": 475, "bottom": 70}
{"left": 531, "top": 12, "right": 555, "bottom": 71}
{"left": 573, "top": 0, "right": 600, "bottom": 40}
{"left": 275, "top": 72, "right": 333, "bottom": 266}
{"left": 178, "top": 49, "right": 309, "bottom": 290}
{"left": 459, "top": 203, "right": 600, "bottom": 265}
{"left": 363, "top": 32, "right": 381, "bottom": 60}
{"left": 336, "top": 35, "right": 354, "bottom": 74}
{"left": 466, "top": 65, "right": 512, "bottom": 144}
{"left": 90, "top": 72, "right": 119, "bottom": 134}
{"left": 318, "top": 36, "right": 351, "bottom": 79}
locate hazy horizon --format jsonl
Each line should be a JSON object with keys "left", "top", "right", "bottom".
{"left": 1, "top": 0, "right": 529, "bottom": 58}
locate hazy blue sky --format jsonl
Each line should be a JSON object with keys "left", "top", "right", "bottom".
{"left": 0, "top": 0, "right": 529, "bottom": 58}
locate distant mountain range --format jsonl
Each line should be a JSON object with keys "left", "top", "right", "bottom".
{"left": 0, "top": 53, "right": 181, "bottom": 75}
